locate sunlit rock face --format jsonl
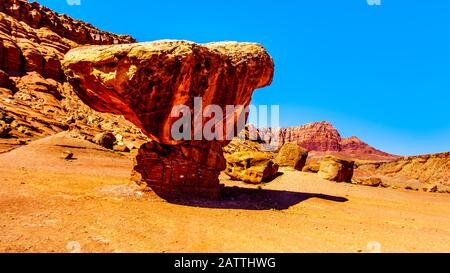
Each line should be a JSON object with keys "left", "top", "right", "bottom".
{"left": 0, "top": 0, "right": 137, "bottom": 140}
{"left": 0, "top": 0, "right": 134, "bottom": 79}
{"left": 62, "top": 40, "right": 274, "bottom": 199}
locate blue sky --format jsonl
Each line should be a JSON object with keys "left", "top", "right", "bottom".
{"left": 35, "top": 0, "right": 450, "bottom": 156}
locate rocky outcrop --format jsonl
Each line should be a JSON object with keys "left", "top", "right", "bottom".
{"left": 0, "top": 0, "right": 134, "bottom": 79}
{"left": 274, "top": 143, "right": 308, "bottom": 171}
{"left": 318, "top": 155, "right": 354, "bottom": 182}
{"left": 225, "top": 151, "right": 279, "bottom": 184}
{"left": 355, "top": 152, "right": 450, "bottom": 189}
{"left": 62, "top": 40, "right": 274, "bottom": 199}
{"left": 0, "top": 0, "right": 142, "bottom": 145}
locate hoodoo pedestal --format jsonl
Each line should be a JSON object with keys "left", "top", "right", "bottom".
{"left": 132, "top": 142, "right": 226, "bottom": 199}
{"left": 62, "top": 40, "right": 274, "bottom": 200}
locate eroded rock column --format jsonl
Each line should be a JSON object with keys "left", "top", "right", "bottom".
{"left": 132, "top": 142, "right": 225, "bottom": 199}
{"left": 62, "top": 40, "right": 274, "bottom": 200}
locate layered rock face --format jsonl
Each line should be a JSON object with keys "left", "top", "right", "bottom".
{"left": 0, "top": 0, "right": 142, "bottom": 145}
{"left": 280, "top": 122, "right": 342, "bottom": 151}
{"left": 62, "top": 40, "right": 274, "bottom": 199}
{"left": 0, "top": 0, "right": 134, "bottom": 78}
{"left": 356, "top": 152, "right": 450, "bottom": 189}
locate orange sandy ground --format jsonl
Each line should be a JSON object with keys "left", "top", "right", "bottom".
{"left": 0, "top": 132, "right": 449, "bottom": 253}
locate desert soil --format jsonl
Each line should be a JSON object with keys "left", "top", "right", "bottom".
{"left": 0, "top": 132, "right": 449, "bottom": 253}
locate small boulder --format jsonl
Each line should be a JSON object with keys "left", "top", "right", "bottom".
{"left": 274, "top": 143, "right": 308, "bottom": 171}
{"left": 93, "top": 132, "right": 116, "bottom": 149}
{"left": 225, "top": 151, "right": 279, "bottom": 184}
{"left": 352, "top": 177, "right": 383, "bottom": 187}
{"left": 61, "top": 150, "right": 74, "bottom": 160}
{"left": 318, "top": 155, "right": 354, "bottom": 182}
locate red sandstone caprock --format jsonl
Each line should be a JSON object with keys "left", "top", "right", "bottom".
{"left": 62, "top": 40, "right": 274, "bottom": 199}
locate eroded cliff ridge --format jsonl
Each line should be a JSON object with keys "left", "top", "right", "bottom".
{"left": 0, "top": 0, "right": 143, "bottom": 147}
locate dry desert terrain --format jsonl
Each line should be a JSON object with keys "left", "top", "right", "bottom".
{"left": 0, "top": 132, "right": 449, "bottom": 253}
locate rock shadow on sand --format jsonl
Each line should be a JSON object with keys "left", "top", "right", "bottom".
{"left": 166, "top": 186, "right": 348, "bottom": 211}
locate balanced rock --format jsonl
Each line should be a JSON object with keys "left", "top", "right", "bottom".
{"left": 318, "top": 155, "right": 354, "bottom": 182}
{"left": 62, "top": 40, "right": 274, "bottom": 199}
{"left": 274, "top": 143, "right": 308, "bottom": 171}
{"left": 355, "top": 152, "right": 450, "bottom": 189}
{"left": 225, "top": 151, "right": 279, "bottom": 184}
